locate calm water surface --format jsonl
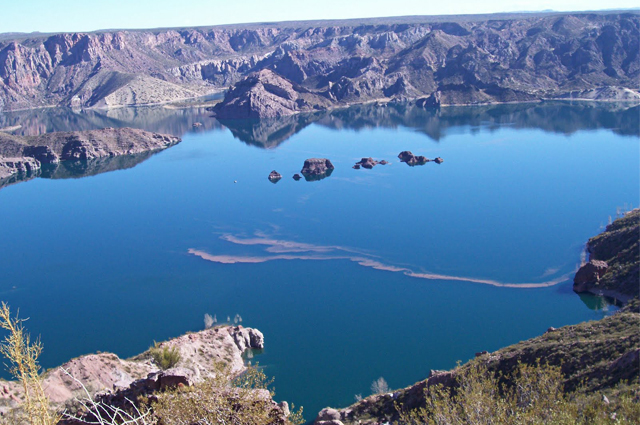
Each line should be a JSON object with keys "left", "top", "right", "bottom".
{"left": 0, "top": 102, "right": 638, "bottom": 419}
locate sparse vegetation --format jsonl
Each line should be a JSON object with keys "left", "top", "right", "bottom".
{"left": 0, "top": 303, "right": 302, "bottom": 425}
{"left": 204, "top": 313, "right": 214, "bottom": 329}
{"left": 153, "top": 362, "right": 303, "bottom": 425}
{"left": 371, "top": 377, "right": 390, "bottom": 395}
{"left": 397, "top": 361, "right": 640, "bottom": 425}
{"left": 0, "top": 302, "right": 59, "bottom": 425}
{"left": 149, "top": 342, "right": 181, "bottom": 370}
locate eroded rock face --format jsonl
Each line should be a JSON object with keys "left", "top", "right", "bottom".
{"left": 232, "top": 326, "right": 265, "bottom": 352}
{"left": 0, "top": 325, "right": 264, "bottom": 413}
{"left": 213, "top": 69, "right": 332, "bottom": 119}
{"left": 0, "top": 157, "right": 40, "bottom": 179}
{"left": 316, "top": 407, "right": 345, "bottom": 425}
{"left": 573, "top": 259, "right": 609, "bottom": 292}
{"left": 2, "top": 13, "right": 637, "bottom": 111}
{"left": 301, "top": 158, "right": 335, "bottom": 179}
{"left": 416, "top": 91, "right": 442, "bottom": 108}
{"left": 0, "top": 128, "right": 180, "bottom": 181}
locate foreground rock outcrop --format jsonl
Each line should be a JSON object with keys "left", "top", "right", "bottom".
{"left": 0, "top": 127, "right": 180, "bottom": 181}
{"left": 0, "top": 12, "right": 638, "bottom": 111}
{"left": 315, "top": 308, "right": 640, "bottom": 425}
{"left": 0, "top": 325, "right": 263, "bottom": 412}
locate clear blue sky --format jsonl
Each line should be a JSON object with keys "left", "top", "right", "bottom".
{"left": 2, "top": 0, "right": 638, "bottom": 33}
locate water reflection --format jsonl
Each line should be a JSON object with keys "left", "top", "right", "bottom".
{"left": 1, "top": 101, "right": 637, "bottom": 190}
{"left": 0, "top": 152, "right": 159, "bottom": 190}
{"left": 1, "top": 102, "right": 637, "bottom": 144}
{"left": 577, "top": 293, "right": 619, "bottom": 311}
{"left": 0, "top": 106, "right": 221, "bottom": 137}
{"left": 220, "top": 101, "right": 639, "bottom": 147}
{"left": 318, "top": 101, "right": 640, "bottom": 140}
{"left": 216, "top": 114, "right": 321, "bottom": 149}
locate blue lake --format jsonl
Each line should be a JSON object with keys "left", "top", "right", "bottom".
{"left": 0, "top": 102, "right": 638, "bottom": 419}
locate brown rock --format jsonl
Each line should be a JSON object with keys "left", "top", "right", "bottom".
{"left": 398, "top": 151, "right": 429, "bottom": 166}
{"left": 214, "top": 69, "right": 332, "bottom": 119}
{"left": 573, "top": 259, "right": 609, "bottom": 292}
{"left": 268, "top": 170, "right": 282, "bottom": 182}
{"left": 301, "top": 158, "right": 335, "bottom": 180}
{"left": 356, "top": 157, "right": 378, "bottom": 169}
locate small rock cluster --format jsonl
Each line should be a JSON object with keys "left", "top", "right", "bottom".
{"left": 268, "top": 153, "right": 443, "bottom": 182}
{"left": 398, "top": 151, "right": 443, "bottom": 166}
{"left": 352, "top": 157, "right": 388, "bottom": 169}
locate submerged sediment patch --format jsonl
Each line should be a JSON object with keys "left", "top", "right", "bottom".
{"left": 189, "top": 233, "right": 573, "bottom": 289}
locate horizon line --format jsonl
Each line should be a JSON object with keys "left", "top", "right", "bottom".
{"left": 1, "top": 8, "right": 639, "bottom": 39}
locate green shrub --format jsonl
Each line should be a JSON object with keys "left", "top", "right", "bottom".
{"left": 152, "top": 361, "right": 303, "bottom": 425}
{"left": 397, "top": 361, "right": 640, "bottom": 425}
{"left": 149, "top": 342, "right": 181, "bottom": 370}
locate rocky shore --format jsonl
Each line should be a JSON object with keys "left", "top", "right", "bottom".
{"left": 314, "top": 211, "right": 640, "bottom": 425}
{"left": 573, "top": 209, "right": 639, "bottom": 304}
{"left": 0, "top": 127, "right": 180, "bottom": 184}
{"left": 0, "top": 325, "right": 264, "bottom": 413}
{"left": 314, "top": 305, "right": 640, "bottom": 425}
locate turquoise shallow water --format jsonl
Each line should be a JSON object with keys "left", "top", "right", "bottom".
{"left": 0, "top": 102, "right": 638, "bottom": 419}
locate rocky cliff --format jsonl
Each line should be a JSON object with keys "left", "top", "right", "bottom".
{"left": 573, "top": 209, "right": 639, "bottom": 303}
{"left": 0, "top": 127, "right": 180, "bottom": 181}
{"left": 0, "top": 325, "right": 264, "bottom": 412}
{"left": 213, "top": 69, "right": 332, "bottom": 118}
{"left": 0, "top": 12, "right": 638, "bottom": 112}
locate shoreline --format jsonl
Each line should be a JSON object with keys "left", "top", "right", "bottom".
{"left": 2, "top": 93, "right": 639, "bottom": 115}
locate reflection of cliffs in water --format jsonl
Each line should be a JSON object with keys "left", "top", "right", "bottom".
{"left": 217, "top": 114, "right": 322, "bottom": 148}
{"left": 216, "top": 102, "right": 640, "bottom": 148}
{"left": 1, "top": 102, "right": 637, "bottom": 150}
{"left": 319, "top": 102, "right": 640, "bottom": 141}
{"left": 0, "top": 151, "right": 157, "bottom": 190}
{"left": 0, "top": 106, "right": 222, "bottom": 137}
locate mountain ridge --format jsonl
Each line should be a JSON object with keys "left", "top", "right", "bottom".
{"left": 1, "top": 11, "right": 638, "bottom": 112}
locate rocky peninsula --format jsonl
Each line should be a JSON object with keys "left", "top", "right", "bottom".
{"left": 314, "top": 211, "right": 640, "bottom": 425}
{"left": 0, "top": 325, "right": 273, "bottom": 414}
{"left": 0, "top": 127, "right": 180, "bottom": 185}
{"left": 315, "top": 304, "right": 639, "bottom": 425}
{"left": 0, "top": 12, "right": 638, "bottom": 113}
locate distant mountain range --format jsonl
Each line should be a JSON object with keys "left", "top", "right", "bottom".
{"left": 0, "top": 11, "right": 638, "bottom": 112}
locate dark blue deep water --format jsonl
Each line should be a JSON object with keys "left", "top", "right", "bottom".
{"left": 0, "top": 102, "right": 638, "bottom": 418}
